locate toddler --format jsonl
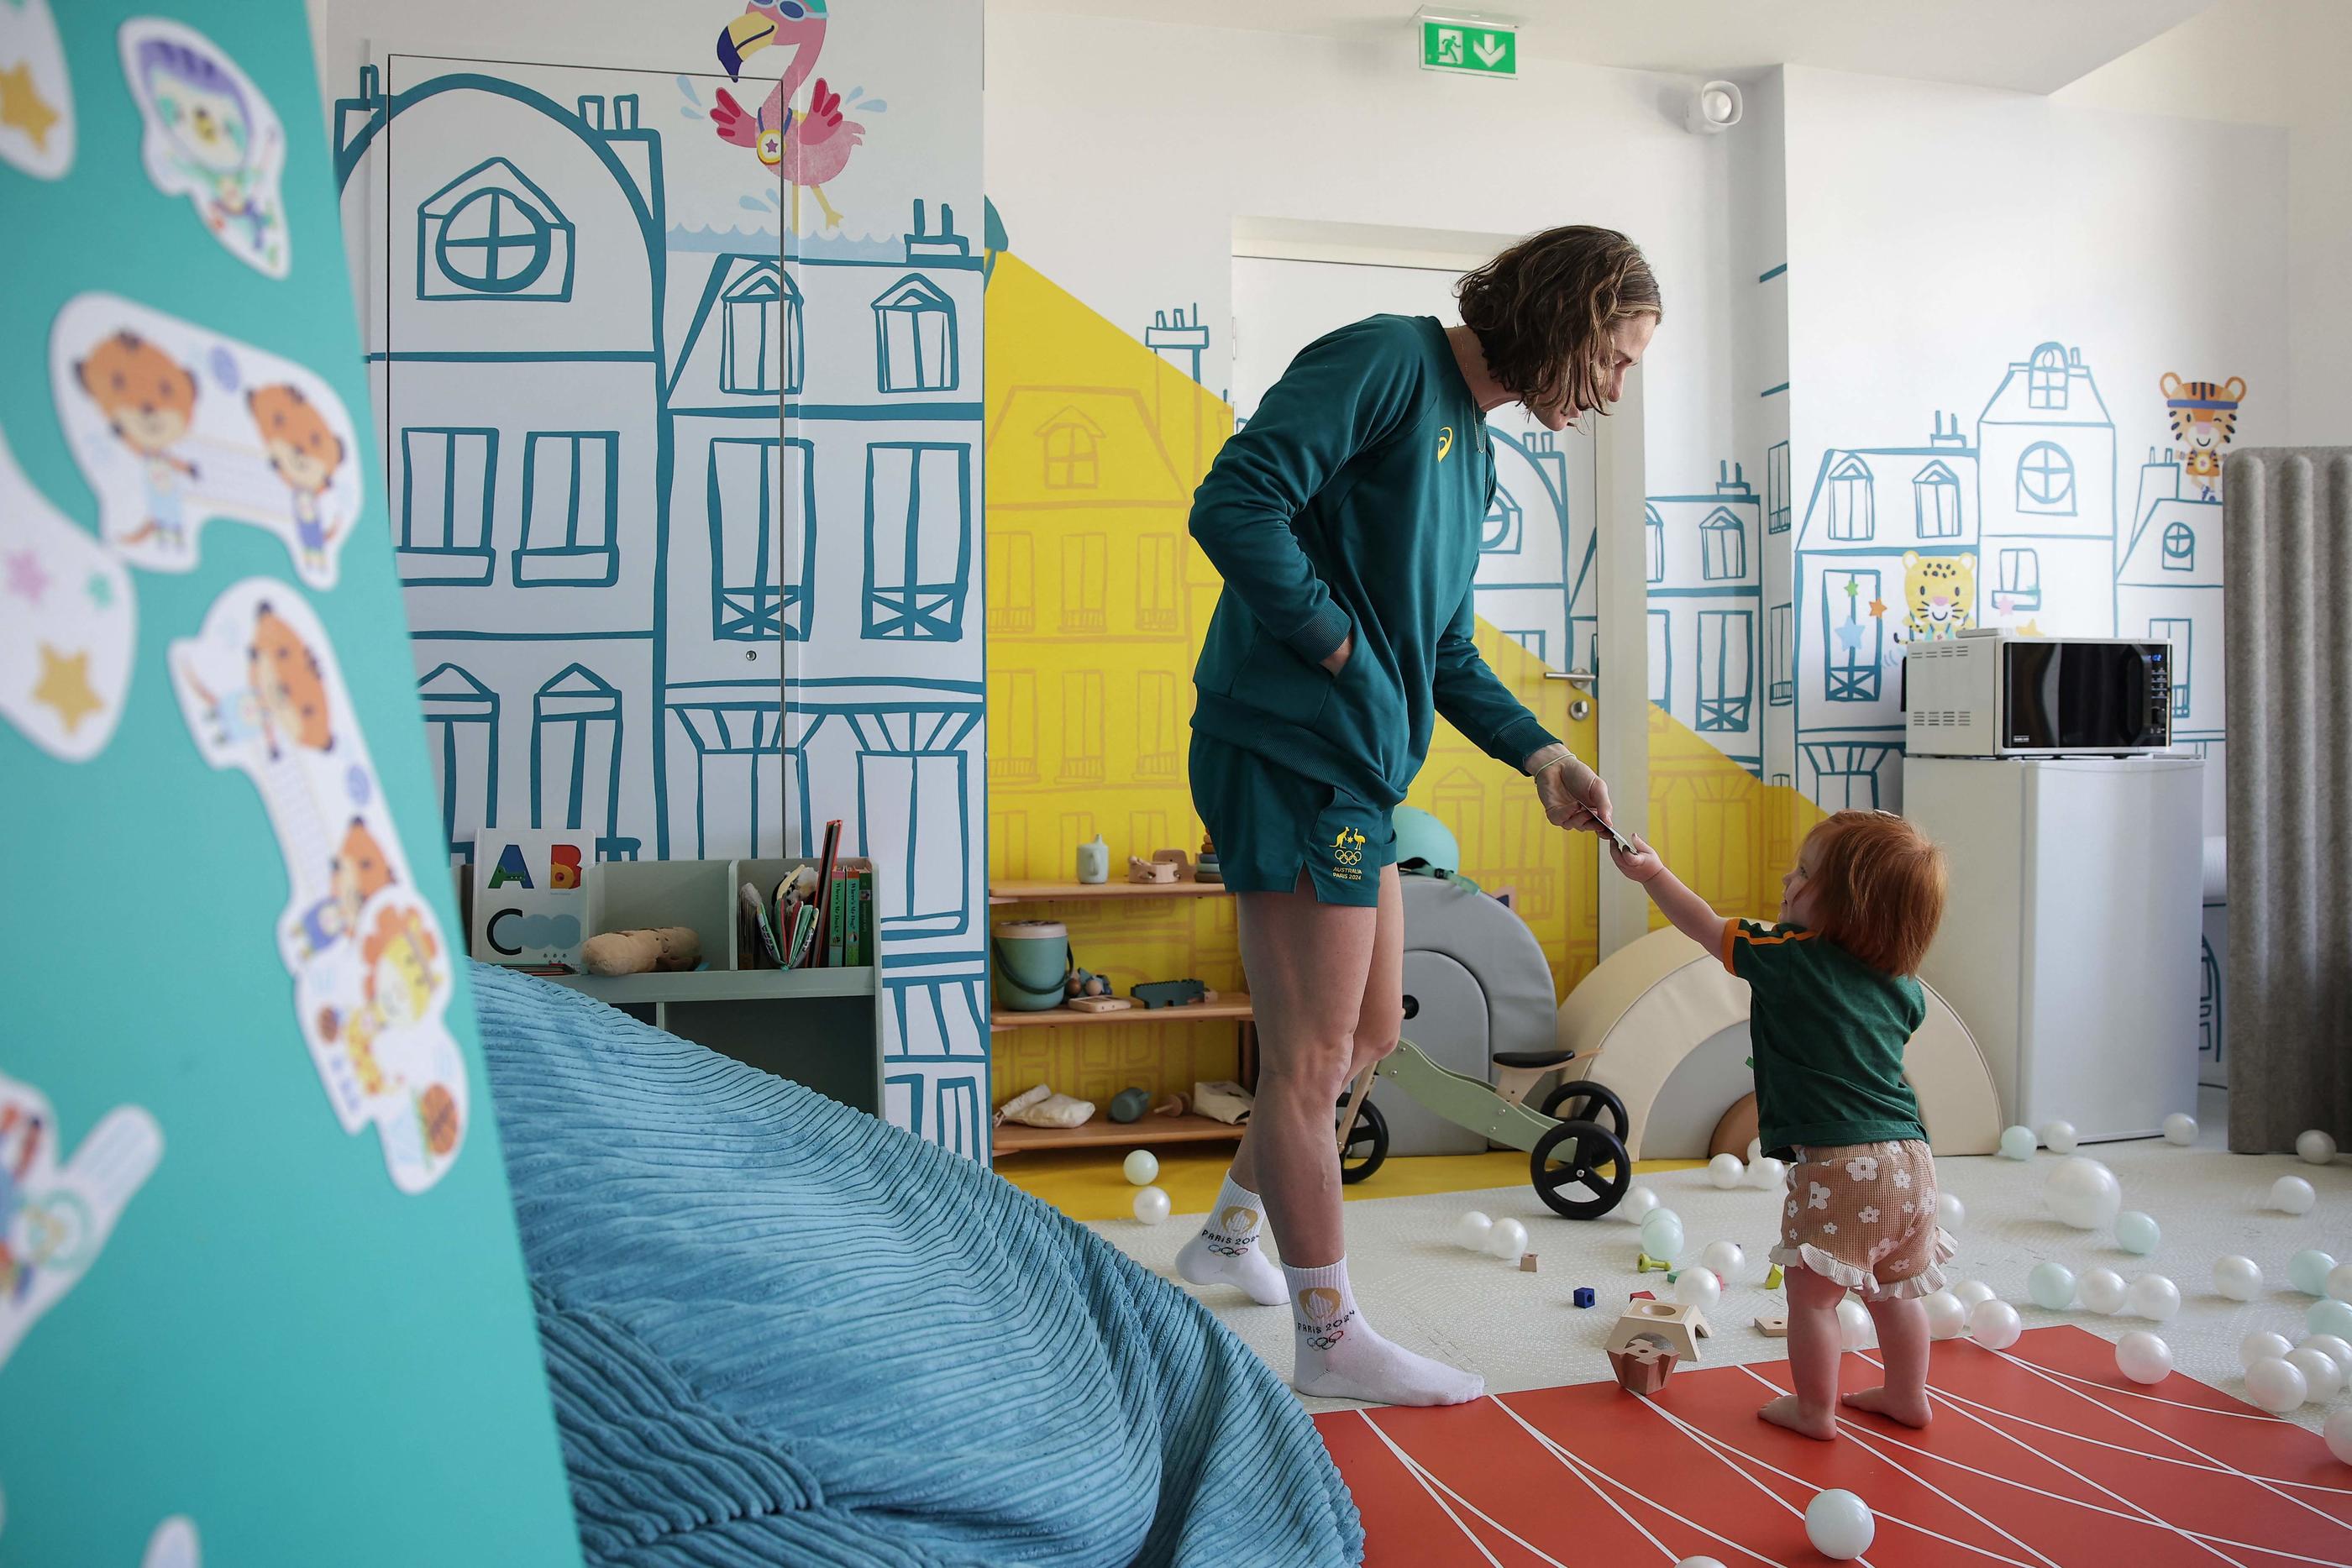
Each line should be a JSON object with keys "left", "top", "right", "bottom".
{"left": 1609, "top": 810, "right": 1952, "bottom": 1440}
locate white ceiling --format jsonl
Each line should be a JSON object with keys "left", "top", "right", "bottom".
{"left": 989, "top": 0, "right": 2224, "bottom": 95}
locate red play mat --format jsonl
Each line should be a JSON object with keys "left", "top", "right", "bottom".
{"left": 1315, "top": 1325, "right": 2352, "bottom": 1565}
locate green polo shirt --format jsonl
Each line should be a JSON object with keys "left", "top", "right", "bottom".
{"left": 1187, "top": 315, "right": 1559, "bottom": 807}
{"left": 1722, "top": 918, "right": 1929, "bottom": 1160}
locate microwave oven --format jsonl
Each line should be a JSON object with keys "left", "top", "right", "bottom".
{"left": 1903, "top": 632, "right": 2174, "bottom": 757}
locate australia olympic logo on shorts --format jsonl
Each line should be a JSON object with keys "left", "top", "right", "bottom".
{"left": 1330, "top": 826, "right": 1368, "bottom": 869}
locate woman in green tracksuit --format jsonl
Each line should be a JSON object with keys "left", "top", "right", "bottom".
{"left": 1172, "top": 227, "right": 1660, "bottom": 1407}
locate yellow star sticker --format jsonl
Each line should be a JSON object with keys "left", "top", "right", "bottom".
{"left": 1866, "top": 598, "right": 1887, "bottom": 619}
{"left": 2019, "top": 619, "right": 2042, "bottom": 637}
{"left": 32, "top": 643, "right": 102, "bottom": 734}
{"left": 0, "top": 60, "right": 60, "bottom": 152}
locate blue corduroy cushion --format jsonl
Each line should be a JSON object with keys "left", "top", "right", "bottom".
{"left": 470, "top": 962, "right": 1362, "bottom": 1566}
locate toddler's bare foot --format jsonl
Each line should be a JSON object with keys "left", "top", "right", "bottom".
{"left": 1759, "top": 1392, "right": 1839, "bottom": 1440}
{"left": 1842, "top": 1386, "right": 1932, "bottom": 1429}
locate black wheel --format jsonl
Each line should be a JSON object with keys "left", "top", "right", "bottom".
{"left": 1338, "top": 1095, "right": 1389, "bottom": 1185}
{"left": 1530, "top": 1118, "right": 1632, "bottom": 1219}
{"left": 1540, "top": 1078, "right": 1630, "bottom": 1143}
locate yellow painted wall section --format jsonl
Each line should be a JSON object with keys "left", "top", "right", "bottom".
{"left": 984, "top": 253, "right": 1769, "bottom": 1109}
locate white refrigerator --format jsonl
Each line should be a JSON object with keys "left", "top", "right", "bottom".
{"left": 1903, "top": 756, "right": 2202, "bottom": 1142}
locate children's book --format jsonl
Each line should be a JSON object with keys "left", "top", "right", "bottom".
{"left": 802, "top": 820, "right": 843, "bottom": 968}
{"left": 738, "top": 880, "right": 783, "bottom": 968}
{"left": 785, "top": 901, "right": 820, "bottom": 968}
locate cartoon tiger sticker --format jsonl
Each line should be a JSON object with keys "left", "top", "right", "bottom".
{"left": 172, "top": 580, "right": 466, "bottom": 1193}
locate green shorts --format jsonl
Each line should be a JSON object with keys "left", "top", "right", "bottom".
{"left": 1189, "top": 735, "right": 1396, "bottom": 907}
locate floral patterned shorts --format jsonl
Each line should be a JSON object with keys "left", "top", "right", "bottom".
{"left": 1773, "top": 1139, "right": 1955, "bottom": 1302}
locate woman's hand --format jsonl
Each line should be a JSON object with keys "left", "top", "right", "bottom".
{"left": 1608, "top": 831, "right": 1664, "bottom": 883}
{"left": 1526, "top": 745, "right": 1612, "bottom": 834}
{"left": 1320, "top": 633, "right": 1352, "bottom": 675}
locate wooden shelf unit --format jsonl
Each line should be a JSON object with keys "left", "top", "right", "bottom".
{"left": 993, "top": 1110, "right": 1246, "bottom": 1155}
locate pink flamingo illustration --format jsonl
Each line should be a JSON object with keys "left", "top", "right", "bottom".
{"left": 711, "top": 0, "right": 864, "bottom": 231}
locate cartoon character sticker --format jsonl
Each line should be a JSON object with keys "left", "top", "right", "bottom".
{"left": 0, "top": 422, "right": 136, "bottom": 762}
{"left": 52, "top": 294, "right": 363, "bottom": 589}
{"left": 117, "top": 18, "right": 287, "bottom": 276}
{"left": 0, "top": 0, "right": 75, "bottom": 180}
{"left": 0, "top": 1072, "right": 163, "bottom": 1373}
{"left": 173, "top": 580, "right": 467, "bottom": 1193}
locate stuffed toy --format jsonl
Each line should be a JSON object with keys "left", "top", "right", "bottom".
{"left": 580, "top": 926, "right": 702, "bottom": 976}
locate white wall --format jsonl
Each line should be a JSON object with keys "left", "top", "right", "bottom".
{"left": 984, "top": 12, "right": 1745, "bottom": 496}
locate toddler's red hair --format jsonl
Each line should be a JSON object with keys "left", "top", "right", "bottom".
{"left": 1804, "top": 810, "right": 1947, "bottom": 976}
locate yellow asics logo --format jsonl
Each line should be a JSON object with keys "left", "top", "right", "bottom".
{"left": 1436, "top": 426, "right": 1455, "bottom": 462}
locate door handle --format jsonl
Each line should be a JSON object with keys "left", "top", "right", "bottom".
{"left": 1544, "top": 669, "right": 1598, "bottom": 689}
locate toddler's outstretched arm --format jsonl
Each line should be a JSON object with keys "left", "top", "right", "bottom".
{"left": 1609, "top": 836, "right": 1727, "bottom": 953}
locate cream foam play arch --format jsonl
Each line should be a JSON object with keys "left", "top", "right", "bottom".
{"left": 1557, "top": 926, "right": 2001, "bottom": 1161}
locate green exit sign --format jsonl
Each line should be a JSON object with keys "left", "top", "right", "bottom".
{"left": 1419, "top": 13, "right": 1517, "bottom": 78}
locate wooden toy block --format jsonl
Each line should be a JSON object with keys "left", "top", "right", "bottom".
{"left": 1519, "top": 1253, "right": 1539, "bottom": 1274}
{"left": 1066, "top": 995, "right": 1134, "bottom": 1014}
{"left": 1764, "top": 1263, "right": 1784, "bottom": 1290}
{"left": 1604, "top": 1298, "right": 1709, "bottom": 1362}
{"left": 1607, "top": 1334, "right": 1678, "bottom": 1395}
{"left": 1126, "top": 857, "right": 1179, "bottom": 884}
{"left": 1753, "top": 1314, "right": 1788, "bottom": 1338}
{"left": 1628, "top": 1290, "right": 1656, "bottom": 1303}
{"left": 1151, "top": 848, "right": 1194, "bottom": 879}
{"left": 1572, "top": 1287, "right": 1596, "bottom": 1308}
{"left": 1635, "top": 1251, "right": 1670, "bottom": 1273}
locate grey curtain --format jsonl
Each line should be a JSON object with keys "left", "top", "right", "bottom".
{"left": 2225, "top": 448, "right": 2352, "bottom": 1153}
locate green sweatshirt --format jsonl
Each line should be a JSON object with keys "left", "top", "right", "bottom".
{"left": 1189, "top": 315, "right": 1560, "bottom": 806}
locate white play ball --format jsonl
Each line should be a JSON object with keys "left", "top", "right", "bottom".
{"left": 1924, "top": 1291, "right": 1969, "bottom": 1340}
{"left": 2213, "top": 1256, "right": 2264, "bottom": 1302}
{"left": 2269, "top": 1175, "right": 2317, "bottom": 1215}
{"left": 1750, "top": 1156, "right": 1787, "bottom": 1191}
{"left": 2078, "top": 1267, "right": 2129, "bottom": 1314}
{"left": 2117, "top": 1330, "right": 2172, "bottom": 1385}
{"left": 1641, "top": 1208, "right": 1686, "bottom": 1261}
{"left": 1621, "top": 1185, "right": 1659, "bottom": 1222}
{"left": 1488, "top": 1217, "right": 1529, "bottom": 1263}
{"left": 2163, "top": 1112, "right": 2198, "bottom": 1146}
{"left": 1837, "top": 1295, "right": 1874, "bottom": 1350}
{"left": 2044, "top": 1157, "right": 2124, "bottom": 1230}
{"left": 2242, "top": 1329, "right": 2296, "bottom": 1370}
{"left": 2245, "top": 1355, "right": 2309, "bottom": 1413}
{"left": 2126, "top": 1274, "right": 2181, "bottom": 1322}
{"left": 1702, "top": 1240, "right": 1746, "bottom": 1280}
{"left": 1746, "top": 1137, "right": 1763, "bottom": 1165}
{"left": 1457, "top": 1210, "right": 1494, "bottom": 1251}
{"left": 1134, "top": 1186, "right": 1173, "bottom": 1225}
{"left": 1804, "top": 1489, "right": 1875, "bottom": 1560}
{"left": 2041, "top": 1120, "right": 2079, "bottom": 1156}
{"left": 2309, "top": 1298, "right": 2352, "bottom": 1341}
{"left": 1709, "top": 1153, "right": 1745, "bottom": 1189}
{"left": 2328, "top": 1262, "right": 2352, "bottom": 1303}
{"left": 1970, "top": 1298, "right": 2024, "bottom": 1350}
{"left": 2029, "top": 1261, "right": 2077, "bottom": 1310}
{"left": 2288, "top": 1346, "right": 2345, "bottom": 1401}
{"left": 2327, "top": 1407, "right": 2352, "bottom": 1466}
{"left": 1999, "top": 1125, "right": 2037, "bottom": 1161}
{"left": 2291, "top": 1249, "right": 2339, "bottom": 1296}
{"left": 2299, "top": 1334, "right": 2352, "bottom": 1373}
{"left": 1675, "top": 1266, "right": 1723, "bottom": 1311}
{"left": 1951, "top": 1279, "right": 1997, "bottom": 1310}
{"left": 2115, "top": 1211, "right": 2161, "bottom": 1256}
{"left": 2299, "top": 1129, "right": 2339, "bottom": 1166}
{"left": 1937, "top": 1192, "right": 1965, "bottom": 1231}
{"left": 1676, "top": 1559, "right": 1729, "bottom": 1568}
{"left": 1122, "top": 1150, "right": 1159, "bottom": 1185}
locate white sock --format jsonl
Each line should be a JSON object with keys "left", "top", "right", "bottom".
{"left": 1175, "top": 1174, "right": 1287, "bottom": 1305}
{"left": 1284, "top": 1257, "right": 1483, "bottom": 1407}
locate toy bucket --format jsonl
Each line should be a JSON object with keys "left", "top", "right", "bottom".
{"left": 991, "top": 920, "right": 1070, "bottom": 1012}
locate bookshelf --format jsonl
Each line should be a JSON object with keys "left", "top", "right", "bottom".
{"left": 988, "top": 878, "right": 1255, "bottom": 1159}
{"left": 461, "top": 856, "right": 886, "bottom": 1117}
